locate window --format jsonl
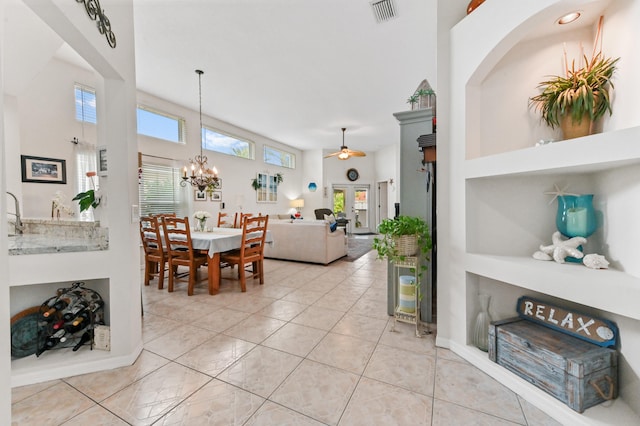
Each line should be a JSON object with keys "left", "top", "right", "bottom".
{"left": 203, "top": 127, "right": 254, "bottom": 159}
{"left": 264, "top": 145, "right": 296, "bottom": 168}
{"left": 75, "top": 84, "right": 97, "bottom": 124}
{"left": 75, "top": 143, "right": 98, "bottom": 221}
{"left": 139, "top": 163, "right": 188, "bottom": 216}
{"left": 137, "top": 106, "right": 185, "bottom": 143}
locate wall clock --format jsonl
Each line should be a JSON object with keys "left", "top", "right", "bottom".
{"left": 347, "top": 168, "right": 359, "bottom": 181}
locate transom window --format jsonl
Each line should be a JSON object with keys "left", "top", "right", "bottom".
{"left": 264, "top": 145, "right": 296, "bottom": 169}
{"left": 75, "top": 84, "right": 97, "bottom": 124}
{"left": 137, "top": 105, "right": 186, "bottom": 143}
{"left": 203, "top": 127, "right": 254, "bottom": 160}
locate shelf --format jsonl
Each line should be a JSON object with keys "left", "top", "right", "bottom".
{"left": 465, "top": 253, "right": 640, "bottom": 321}
{"left": 451, "top": 342, "right": 640, "bottom": 426}
{"left": 466, "top": 126, "right": 640, "bottom": 179}
{"left": 9, "top": 250, "right": 110, "bottom": 287}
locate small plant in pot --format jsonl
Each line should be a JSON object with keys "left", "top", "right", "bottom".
{"left": 529, "top": 17, "right": 619, "bottom": 140}
{"left": 373, "top": 216, "right": 432, "bottom": 264}
{"left": 373, "top": 216, "right": 433, "bottom": 302}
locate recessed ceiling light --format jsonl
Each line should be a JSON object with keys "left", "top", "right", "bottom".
{"left": 558, "top": 12, "right": 581, "bottom": 25}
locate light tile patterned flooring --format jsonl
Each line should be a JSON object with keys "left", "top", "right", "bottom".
{"left": 11, "top": 249, "right": 562, "bottom": 425}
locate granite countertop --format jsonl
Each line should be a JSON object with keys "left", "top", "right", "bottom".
{"left": 8, "top": 234, "right": 108, "bottom": 255}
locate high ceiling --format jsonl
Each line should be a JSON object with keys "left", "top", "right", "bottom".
{"left": 5, "top": 0, "right": 437, "bottom": 154}
{"left": 132, "top": 0, "right": 437, "bottom": 153}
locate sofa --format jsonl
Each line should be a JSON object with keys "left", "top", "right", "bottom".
{"left": 264, "top": 219, "right": 347, "bottom": 265}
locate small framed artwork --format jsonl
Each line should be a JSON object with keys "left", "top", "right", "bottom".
{"left": 194, "top": 190, "right": 207, "bottom": 201}
{"left": 97, "top": 146, "right": 108, "bottom": 176}
{"left": 211, "top": 191, "right": 222, "bottom": 202}
{"left": 21, "top": 155, "right": 67, "bottom": 184}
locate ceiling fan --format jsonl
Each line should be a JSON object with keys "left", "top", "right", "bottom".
{"left": 324, "top": 128, "right": 366, "bottom": 160}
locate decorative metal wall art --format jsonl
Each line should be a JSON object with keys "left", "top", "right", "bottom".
{"left": 76, "top": 0, "right": 117, "bottom": 48}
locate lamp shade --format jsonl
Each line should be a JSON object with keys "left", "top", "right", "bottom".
{"left": 290, "top": 199, "right": 304, "bottom": 209}
{"left": 308, "top": 182, "right": 318, "bottom": 192}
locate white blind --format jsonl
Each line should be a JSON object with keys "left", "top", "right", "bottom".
{"left": 139, "top": 162, "right": 188, "bottom": 217}
{"left": 74, "top": 142, "right": 98, "bottom": 221}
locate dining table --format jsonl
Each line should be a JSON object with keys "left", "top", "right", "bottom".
{"left": 189, "top": 227, "right": 273, "bottom": 294}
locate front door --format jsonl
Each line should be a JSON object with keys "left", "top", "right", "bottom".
{"left": 332, "top": 184, "right": 371, "bottom": 234}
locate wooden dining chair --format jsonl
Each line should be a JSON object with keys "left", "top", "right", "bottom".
{"left": 139, "top": 216, "right": 168, "bottom": 289}
{"left": 221, "top": 215, "right": 269, "bottom": 292}
{"left": 234, "top": 213, "right": 254, "bottom": 228}
{"left": 217, "top": 211, "right": 237, "bottom": 228}
{"left": 162, "top": 216, "right": 208, "bottom": 296}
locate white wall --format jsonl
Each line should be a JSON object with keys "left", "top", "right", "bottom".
{"left": 374, "top": 143, "right": 399, "bottom": 220}
{"left": 14, "top": 58, "right": 97, "bottom": 218}
{"left": 137, "top": 90, "right": 304, "bottom": 222}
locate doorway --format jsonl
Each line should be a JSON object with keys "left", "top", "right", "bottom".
{"left": 332, "top": 184, "right": 371, "bottom": 234}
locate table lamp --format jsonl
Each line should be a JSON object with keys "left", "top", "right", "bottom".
{"left": 290, "top": 199, "right": 304, "bottom": 218}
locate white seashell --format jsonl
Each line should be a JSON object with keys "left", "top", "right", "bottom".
{"left": 533, "top": 251, "right": 552, "bottom": 261}
{"left": 583, "top": 254, "right": 610, "bottom": 269}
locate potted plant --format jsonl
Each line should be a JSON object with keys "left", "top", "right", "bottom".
{"left": 73, "top": 171, "right": 101, "bottom": 212}
{"left": 373, "top": 216, "right": 433, "bottom": 305}
{"left": 373, "top": 215, "right": 432, "bottom": 264}
{"left": 529, "top": 18, "right": 619, "bottom": 140}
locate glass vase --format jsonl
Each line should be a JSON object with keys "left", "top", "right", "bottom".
{"left": 472, "top": 294, "right": 492, "bottom": 352}
{"left": 197, "top": 218, "right": 206, "bottom": 232}
{"left": 556, "top": 194, "right": 597, "bottom": 238}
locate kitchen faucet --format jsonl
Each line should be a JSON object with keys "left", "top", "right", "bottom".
{"left": 6, "top": 191, "right": 24, "bottom": 234}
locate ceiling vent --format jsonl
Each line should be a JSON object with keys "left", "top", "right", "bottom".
{"left": 370, "top": 0, "right": 396, "bottom": 23}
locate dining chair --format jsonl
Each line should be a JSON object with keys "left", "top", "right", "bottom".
{"left": 217, "top": 211, "right": 237, "bottom": 228}
{"left": 162, "top": 216, "right": 208, "bottom": 296}
{"left": 221, "top": 215, "right": 269, "bottom": 292}
{"left": 139, "top": 216, "right": 168, "bottom": 289}
{"left": 234, "top": 213, "right": 254, "bottom": 228}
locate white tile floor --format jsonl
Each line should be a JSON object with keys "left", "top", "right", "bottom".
{"left": 11, "top": 249, "right": 562, "bottom": 425}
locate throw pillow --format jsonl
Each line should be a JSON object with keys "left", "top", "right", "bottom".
{"left": 324, "top": 214, "right": 336, "bottom": 224}
{"left": 329, "top": 222, "right": 338, "bottom": 232}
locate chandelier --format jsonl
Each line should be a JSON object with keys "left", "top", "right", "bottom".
{"left": 181, "top": 69, "right": 220, "bottom": 192}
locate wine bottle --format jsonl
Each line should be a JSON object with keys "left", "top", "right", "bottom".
{"left": 72, "top": 331, "right": 93, "bottom": 352}
{"left": 67, "top": 308, "right": 91, "bottom": 333}
{"left": 42, "top": 298, "right": 69, "bottom": 319}
{"left": 62, "top": 302, "right": 88, "bottom": 321}
{"left": 35, "top": 329, "right": 67, "bottom": 357}
{"left": 52, "top": 319, "right": 65, "bottom": 331}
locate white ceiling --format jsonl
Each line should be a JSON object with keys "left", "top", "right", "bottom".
{"left": 5, "top": 0, "right": 437, "bottom": 153}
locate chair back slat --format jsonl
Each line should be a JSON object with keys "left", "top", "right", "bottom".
{"left": 140, "top": 216, "right": 163, "bottom": 256}
{"left": 218, "top": 212, "right": 238, "bottom": 228}
{"left": 162, "top": 216, "right": 195, "bottom": 259}
{"left": 238, "top": 215, "right": 269, "bottom": 261}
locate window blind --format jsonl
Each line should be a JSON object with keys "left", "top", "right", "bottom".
{"left": 139, "top": 163, "right": 187, "bottom": 217}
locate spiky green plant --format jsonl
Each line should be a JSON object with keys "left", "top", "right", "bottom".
{"left": 529, "top": 53, "right": 619, "bottom": 129}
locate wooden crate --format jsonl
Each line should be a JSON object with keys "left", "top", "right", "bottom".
{"left": 489, "top": 318, "right": 618, "bottom": 413}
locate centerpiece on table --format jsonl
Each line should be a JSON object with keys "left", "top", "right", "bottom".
{"left": 193, "top": 210, "right": 211, "bottom": 232}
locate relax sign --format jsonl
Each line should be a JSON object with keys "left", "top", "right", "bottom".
{"left": 517, "top": 296, "right": 618, "bottom": 348}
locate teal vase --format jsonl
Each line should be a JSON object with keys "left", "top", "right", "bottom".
{"left": 556, "top": 194, "right": 597, "bottom": 238}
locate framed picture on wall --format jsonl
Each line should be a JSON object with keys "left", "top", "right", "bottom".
{"left": 211, "top": 191, "right": 222, "bottom": 201}
{"left": 97, "top": 146, "right": 108, "bottom": 176}
{"left": 194, "top": 190, "right": 207, "bottom": 201}
{"left": 21, "top": 155, "right": 67, "bottom": 184}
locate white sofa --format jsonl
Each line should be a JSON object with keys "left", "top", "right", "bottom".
{"left": 264, "top": 219, "right": 347, "bottom": 265}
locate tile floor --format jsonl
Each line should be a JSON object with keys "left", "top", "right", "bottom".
{"left": 11, "top": 248, "right": 562, "bottom": 425}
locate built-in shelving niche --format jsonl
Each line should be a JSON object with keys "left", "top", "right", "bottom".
{"left": 10, "top": 279, "right": 110, "bottom": 385}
